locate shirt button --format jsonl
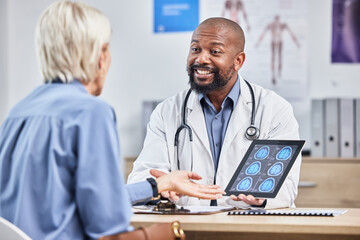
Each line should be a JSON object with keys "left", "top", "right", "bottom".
{"left": 215, "top": 116, "right": 219, "bottom": 119}
{"left": 216, "top": 143, "right": 219, "bottom": 147}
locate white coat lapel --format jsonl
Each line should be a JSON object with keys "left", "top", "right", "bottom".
{"left": 221, "top": 77, "right": 253, "bottom": 155}
{"left": 186, "top": 91, "right": 212, "bottom": 158}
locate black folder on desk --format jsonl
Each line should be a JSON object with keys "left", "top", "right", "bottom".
{"left": 228, "top": 209, "right": 347, "bottom": 217}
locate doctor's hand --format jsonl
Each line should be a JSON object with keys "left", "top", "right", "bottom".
{"left": 230, "top": 194, "right": 265, "bottom": 207}
{"left": 160, "top": 191, "right": 182, "bottom": 202}
{"left": 150, "top": 169, "right": 183, "bottom": 201}
{"left": 150, "top": 169, "right": 225, "bottom": 200}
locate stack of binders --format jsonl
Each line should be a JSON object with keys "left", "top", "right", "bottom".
{"left": 311, "top": 98, "right": 360, "bottom": 158}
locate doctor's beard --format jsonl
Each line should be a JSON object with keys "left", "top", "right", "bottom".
{"left": 187, "top": 64, "right": 235, "bottom": 94}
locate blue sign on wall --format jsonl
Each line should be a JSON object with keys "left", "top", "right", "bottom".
{"left": 154, "top": 0, "right": 199, "bottom": 33}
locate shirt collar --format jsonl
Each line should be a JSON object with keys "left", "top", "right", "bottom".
{"left": 198, "top": 75, "right": 241, "bottom": 109}
{"left": 70, "top": 79, "right": 88, "bottom": 94}
{"left": 46, "top": 78, "right": 88, "bottom": 94}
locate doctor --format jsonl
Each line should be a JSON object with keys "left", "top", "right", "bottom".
{"left": 128, "top": 17, "right": 301, "bottom": 209}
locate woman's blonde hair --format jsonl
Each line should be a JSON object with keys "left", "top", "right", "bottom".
{"left": 35, "top": 1, "right": 111, "bottom": 83}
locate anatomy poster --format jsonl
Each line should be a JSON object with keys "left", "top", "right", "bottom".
{"left": 332, "top": 0, "right": 360, "bottom": 63}
{"left": 200, "top": 0, "right": 308, "bottom": 101}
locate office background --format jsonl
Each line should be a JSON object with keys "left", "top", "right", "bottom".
{"left": 0, "top": 0, "right": 359, "bottom": 161}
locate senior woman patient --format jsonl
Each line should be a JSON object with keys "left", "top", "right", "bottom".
{"left": 0, "top": 1, "right": 224, "bottom": 239}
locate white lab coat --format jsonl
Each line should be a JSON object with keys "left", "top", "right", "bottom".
{"left": 128, "top": 76, "right": 301, "bottom": 209}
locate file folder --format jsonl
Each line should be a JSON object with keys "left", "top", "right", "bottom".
{"left": 339, "top": 99, "right": 355, "bottom": 157}
{"left": 355, "top": 99, "right": 360, "bottom": 157}
{"left": 324, "top": 98, "right": 340, "bottom": 157}
{"left": 311, "top": 99, "right": 324, "bottom": 157}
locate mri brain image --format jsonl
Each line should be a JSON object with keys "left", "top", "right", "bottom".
{"left": 259, "top": 177, "right": 275, "bottom": 192}
{"left": 246, "top": 161, "right": 261, "bottom": 175}
{"left": 254, "top": 146, "right": 270, "bottom": 160}
{"left": 276, "top": 146, "right": 292, "bottom": 160}
{"left": 237, "top": 177, "right": 252, "bottom": 191}
{"left": 268, "top": 162, "right": 283, "bottom": 176}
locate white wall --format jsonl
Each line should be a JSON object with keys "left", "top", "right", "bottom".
{"left": 0, "top": 0, "right": 8, "bottom": 123}
{"left": 1, "top": 0, "right": 360, "bottom": 159}
{"left": 309, "top": 1, "right": 360, "bottom": 99}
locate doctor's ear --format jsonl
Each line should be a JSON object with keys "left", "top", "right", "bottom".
{"left": 234, "top": 52, "right": 245, "bottom": 71}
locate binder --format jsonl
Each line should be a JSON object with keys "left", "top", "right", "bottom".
{"left": 339, "top": 99, "right": 355, "bottom": 157}
{"left": 311, "top": 99, "right": 324, "bottom": 157}
{"left": 324, "top": 98, "right": 340, "bottom": 157}
{"left": 355, "top": 99, "right": 360, "bottom": 157}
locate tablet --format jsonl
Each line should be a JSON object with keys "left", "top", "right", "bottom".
{"left": 225, "top": 139, "right": 305, "bottom": 198}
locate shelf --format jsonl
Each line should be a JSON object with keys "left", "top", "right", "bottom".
{"left": 302, "top": 157, "right": 360, "bottom": 163}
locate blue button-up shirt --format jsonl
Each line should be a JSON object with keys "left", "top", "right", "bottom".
{"left": 200, "top": 77, "right": 240, "bottom": 206}
{"left": 0, "top": 80, "right": 152, "bottom": 240}
{"left": 199, "top": 77, "right": 240, "bottom": 175}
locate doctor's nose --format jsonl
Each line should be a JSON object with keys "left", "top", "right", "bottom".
{"left": 195, "top": 51, "right": 211, "bottom": 65}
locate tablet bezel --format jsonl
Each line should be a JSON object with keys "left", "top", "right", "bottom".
{"left": 225, "top": 139, "right": 305, "bottom": 198}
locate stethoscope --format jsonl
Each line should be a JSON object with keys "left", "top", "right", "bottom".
{"left": 174, "top": 80, "right": 260, "bottom": 170}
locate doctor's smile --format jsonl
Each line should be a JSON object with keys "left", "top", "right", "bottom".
{"left": 194, "top": 68, "right": 214, "bottom": 80}
{"left": 189, "top": 64, "right": 217, "bottom": 81}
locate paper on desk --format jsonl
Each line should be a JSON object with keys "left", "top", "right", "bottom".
{"left": 133, "top": 205, "right": 236, "bottom": 215}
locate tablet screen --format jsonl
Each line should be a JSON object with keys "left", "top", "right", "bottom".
{"left": 225, "top": 139, "right": 305, "bottom": 198}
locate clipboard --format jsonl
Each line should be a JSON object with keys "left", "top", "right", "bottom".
{"left": 133, "top": 201, "right": 235, "bottom": 215}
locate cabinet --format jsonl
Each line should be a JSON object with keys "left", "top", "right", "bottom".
{"left": 295, "top": 157, "right": 360, "bottom": 208}
{"left": 125, "top": 157, "right": 136, "bottom": 180}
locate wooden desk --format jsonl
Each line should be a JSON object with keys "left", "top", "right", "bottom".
{"left": 131, "top": 208, "right": 360, "bottom": 240}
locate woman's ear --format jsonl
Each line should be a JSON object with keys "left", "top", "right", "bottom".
{"left": 234, "top": 51, "right": 246, "bottom": 71}
{"left": 98, "top": 44, "right": 109, "bottom": 70}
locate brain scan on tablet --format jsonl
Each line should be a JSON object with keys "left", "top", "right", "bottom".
{"left": 225, "top": 140, "right": 305, "bottom": 198}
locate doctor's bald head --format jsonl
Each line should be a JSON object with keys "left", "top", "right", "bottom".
{"left": 195, "top": 17, "right": 245, "bottom": 52}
